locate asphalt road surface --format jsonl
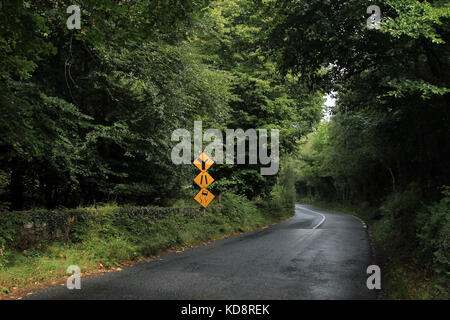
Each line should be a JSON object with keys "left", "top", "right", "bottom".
{"left": 26, "top": 204, "right": 377, "bottom": 300}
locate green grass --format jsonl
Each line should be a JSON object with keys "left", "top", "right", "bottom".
{"left": 298, "top": 197, "right": 448, "bottom": 300}
{"left": 0, "top": 195, "right": 292, "bottom": 298}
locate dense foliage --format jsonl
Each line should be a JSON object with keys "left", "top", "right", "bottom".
{"left": 273, "top": 0, "right": 450, "bottom": 293}
{"left": 1, "top": 0, "right": 448, "bottom": 299}
{"left": 0, "top": 0, "right": 321, "bottom": 210}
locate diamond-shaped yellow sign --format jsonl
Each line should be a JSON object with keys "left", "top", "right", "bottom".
{"left": 194, "top": 172, "right": 214, "bottom": 189}
{"left": 193, "top": 152, "right": 214, "bottom": 172}
{"left": 194, "top": 188, "right": 215, "bottom": 208}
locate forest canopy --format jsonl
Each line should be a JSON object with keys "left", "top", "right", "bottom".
{"left": 0, "top": 0, "right": 323, "bottom": 210}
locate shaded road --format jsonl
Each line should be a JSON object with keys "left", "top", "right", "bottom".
{"left": 26, "top": 204, "right": 376, "bottom": 300}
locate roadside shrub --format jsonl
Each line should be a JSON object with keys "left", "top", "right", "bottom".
{"left": 0, "top": 213, "right": 22, "bottom": 251}
{"left": 264, "top": 159, "right": 296, "bottom": 217}
{"left": 266, "top": 184, "right": 285, "bottom": 215}
{"left": 380, "top": 182, "right": 422, "bottom": 245}
{"left": 416, "top": 187, "right": 450, "bottom": 289}
{"left": 264, "top": 183, "right": 295, "bottom": 218}
{"left": 0, "top": 170, "right": 9, "bottom": 212}
{"left": 381, "top": 183, "right": 422, "bottom": 218}
{"left": 218, "top": 192, "right": 259, "bottom": 222}
{"left": 372, "top": 215, "right": 398, "bottom": 252}
{"left": 87, "top": 236, "right": 138, "bottom": 267}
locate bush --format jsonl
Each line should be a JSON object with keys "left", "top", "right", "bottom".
{"left": 87, "top": 236, "right": 138, "bottom": 267}
{"left": 416, "top": 187, "right": 450, "bottom": 289}
{"left": 218, "top": 193, "right": 259, "bottom": 222}
{"left": 381, "top": 183, "right": 422, "bottom": 218}
{"left": 264, "top": 158, "right": 296, "bottom": 217}
{"left": 0, "top": 170, "right": 9, "bottom": 212}
{"left": 380, "top": 182, "right": 422, "bottom": 244}
{"left": 265, "top": 182, "right": 296, "bottom": 218}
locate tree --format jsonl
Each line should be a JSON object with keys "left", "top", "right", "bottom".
{"left": 196, "top": 0, "right": 323, "bottom": 198}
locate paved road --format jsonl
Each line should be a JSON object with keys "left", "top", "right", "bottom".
{"left": 26, "top": 204, "right": 376, "bottom": 300}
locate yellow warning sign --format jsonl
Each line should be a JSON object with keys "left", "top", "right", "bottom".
{"left": 193, "top": 152, "right": 215, "bottom": 208}
{"left": 193, "top": 152, "right": 214, "bottom": 172}
{"left": 194, "top": 188, "right": 215, "bottom": 208}
{"left": 194, "top": 172, "right": 214, "bottom": 189}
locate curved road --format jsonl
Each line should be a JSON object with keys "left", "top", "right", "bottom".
{"left": 26, "top": 204, "right": 376, "bottom": 300}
